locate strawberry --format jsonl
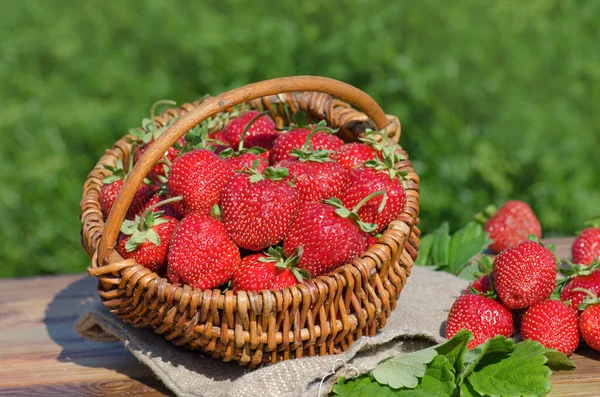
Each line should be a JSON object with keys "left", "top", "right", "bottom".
{"left": 340, "top": 147, "right": 407, "bottom": 233}
{"left": 445, "top": 294, "right": 514, "bottom": 349}
{"left": 167, "top": 149, "right": 234, "bottom": 215}
{"left": 132, "top": 137, "right": 185, "bottom": 182}
{"left": 221, "top": 110, "right": 279, "bottom": 150}
{"left": 477, "top": 200, "right": 542, "bottom": 253}
{"left": 330, "top": 131, "right": 388, "bottom": 171}
{"left": 220, "top": 164, "right": 298, "bottom": 251}
{"left": 521, "top": 299, "right": 580, "bottom": 356}
{"left": 492, "top": 240, "right": 557, "bottom": 309}
{"left": 219, "top": 115, "right": 270, "bottom": 173}
{"left": 560, "top": 262, "right": 600, "bottom": 311}
{"left": 331, "top": 143, "right": 380, "bottom": 171}
{"left": 572, "top": 217, "right": 600, "bottom": 265}
{"left": 270, "top": 121, "right": 344, "bottom": 165}
{"left": 136, "top": 192, "right": 180, "bottom": 219}
{"left": 116, "top": 197, "right": 181, "bottom": 272}
{"left": 99, "top": 159, "right": 156, "bottom": 220}
{"left": 577, "top": 290, "right": 600, "bottom": 351}
{"left": 276, "top": 129, "right": 348, "bottom": 205}
{"left": 283, "top": 193, "right": 384, "bottom": 277}
{"left": 223, "top": 151, "right": 269, "bottom": 173}
{"left": 167, "top": 213, "right": 240, "bottom": 289}
{"left": 231, "top": 247, "right": 308, "bottom": 292}
{"left": 465, "top": 274, "right": 493, "bottom": 295}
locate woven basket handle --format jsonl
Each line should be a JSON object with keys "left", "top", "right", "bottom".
{"left": 98, "top": 75, "right": 393, "bottom": 265}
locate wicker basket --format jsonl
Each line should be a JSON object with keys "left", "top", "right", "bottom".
{"left": 81, "top": 76, "right": 421, "bottom": 367}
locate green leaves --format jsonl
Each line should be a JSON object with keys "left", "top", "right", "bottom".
{"left": 332, "top": 376, "right": 397, "bottom": 397}
{"left": 331, "top": 332, "right": 575, "bottom": 397}
{"left": 466, "top": 340, "right": 552, "bottom": 397}
{"left": 372, "top": 348, "right": 438, "bottom": 389}
{"left": 416, "top": 222, "right": 492, "bottom": 280}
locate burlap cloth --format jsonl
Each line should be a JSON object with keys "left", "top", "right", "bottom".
{"left": 75, "top": 266, "right": 468, "bottom": 397}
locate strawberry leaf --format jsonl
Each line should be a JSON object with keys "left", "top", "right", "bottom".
{"left": 542, "top": 348, "right": 577, "bottom": 371}
{"left": 332, "top": 376, "right": 397, "bottom": 397}
{"left": 415, "top": 222, "right": 491, "bottom": 279}
{"left": 459, "top": 335, "right": 515, "bottom": 384}
{"left": 406, "top": 355, "right": 456, "bottom": 396}
{"left": 371, "top": 347, "right": 438, "bottom": 389}
{"left": 434, "top": 329, "right": 472, "bottom": 370}
{"left": 466, "top": 340, "right": 552, "bottom": 397}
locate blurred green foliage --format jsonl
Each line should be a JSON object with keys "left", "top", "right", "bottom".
{"left": 1, "top": 0, "right": 599, "bottom": 277}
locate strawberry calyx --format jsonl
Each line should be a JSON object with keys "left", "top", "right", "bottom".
{"left": 572, "top": 288, "right": 600, "bottom": 311}
{"left": 210, "top": 204, "right": 222, "bottom": 220}
{"left": 180, "top": 122, "right": 222, "bottom": 153}
{"left": 119, "top": 196, "right": 182, "bottom": 252}
{"left": 243, "top": 160, "right": 290, "bottom": 183}
{"left": 363, "top": 145, "right": 408, "bottom": 183}
{"left": 474, "top": 205, "right": 497, "bottom": 225}
{"left": 324, "top": 190, "right": 388, "bottom": 233}
{"left": 128, "top": 100, "right": 178, "bottom": 145}
{"left": 259, "top": 246, "right": 310, "bottom": 282}
{"left": 102, "top": 158, "right": 127, "bottom": 184}
{"left": 289, "top": 120, "right": 338, "bottom": 163}
{"left": 560, "top": 258, "right": 600, "bottom": 278}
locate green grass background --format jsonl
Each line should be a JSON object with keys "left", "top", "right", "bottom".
{"left": 1, "top": 0, "right": 599, "bottom": 277}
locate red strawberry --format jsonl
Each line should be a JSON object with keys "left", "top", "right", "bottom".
{"left": 493, "top": 240, "right": 556, "bottom": 309}
{"left": 270, "top": 123, "right": 344, "bottom": 164}
{"left": 445, "top": 294, "right": 514, "bottom": 349}
{"left": 221, "top": 165, "right": 298, "bottom": 251}
{"left": 136, "top": 193, "right": 180, "bottom": 219}
{"left": 116, "top": 197, "right": 181, "bottom": 272}
{"left": 219, "top": 124, "right": 270, "bottom": 173}
{"left": 224, "top": 151, "right": 269, "bottom": 173}
{"left": 367, "top": 234, "right": 378, "bottom": 246}
{"left": 340, "top": 154, "right": 407, "bottom": 234}
{"left": 478, "top": 200, "right": 542, "bottom": 253}
{"left": 560, "top": 263, "right": 600, "bottom": 311}
{"left": 99, "top": 159, "right": 156, "bottom": 220}
{"left": 572, "top": 219, "right": 600, "bottom": 265}
{"left": 578, "top": 290, "right": 600, "bottom": 351}
{"left": 231, "top": 247, "right": 308, "bottom": 292}
{"left": 271, "top": 270, "right": 302, "bottom": 290}
{"left": 167, "top": 149, "right": 234, "bottom": 215}
{"left": 464, "top": 274, "right": 493, "bottom": 295}
{"left": 276, "top": 142, "right": 347, "bottom": 205}
{"left": 521, "top": 299, "right": 580, "bottom": 356}
{"left": 330, "top": 131, "right": 389, "bottom": 171}
{"left": 167, "top": 213, "right": 240, "bottom": 289}
{"left": 283, "top": 194, "right": 383, "bottom": 277}
{"left": 221, "top": 111, "right": 279, "bottom": 150}
{"left": 331, "top": 143, "right": 381, "bottom": 171}
{"left": 133, "top": 137, "right": 185, "bottom": 182}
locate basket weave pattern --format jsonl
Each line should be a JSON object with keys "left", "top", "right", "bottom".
{"left": 81, "top": 78, "right": 420, "bottom": 366}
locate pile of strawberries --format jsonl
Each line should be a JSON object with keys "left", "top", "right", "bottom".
{"left": 447, "top": 202, "right": 600, "bottom": 355}
{"left": 99, "top": 106, "right": 408, "bottom": 293}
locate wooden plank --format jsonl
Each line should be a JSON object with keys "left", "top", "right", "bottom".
{"left": 0, "top": 237, "right": 596, "bottom": 396}
{"left": 0, "top": 273, "right": 172, "bottom": 396}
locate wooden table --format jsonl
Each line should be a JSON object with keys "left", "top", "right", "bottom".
{"left": 1, "top": 237, "right": 599, "bottom": 396}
